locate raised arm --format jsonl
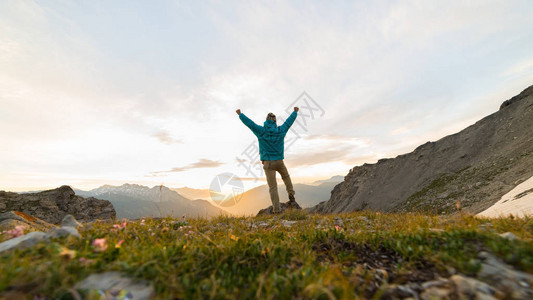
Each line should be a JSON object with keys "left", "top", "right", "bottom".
{"left": 237, "top": 109, "right": 262, "bottom": 135}
{"left": 279, "top": 107, "right": 299, "bottom": 133}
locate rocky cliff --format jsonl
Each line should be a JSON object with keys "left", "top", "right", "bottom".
{"left": 0, "top": 185, "right": 116, "bottom": 224}
{"left": 313, "top": 85, "right": 533, "bottom": 214}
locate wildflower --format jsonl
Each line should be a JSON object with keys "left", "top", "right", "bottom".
{"left": 79, "top": 257, "right": 95, "bottom": 266}
{"left": 334, "top": 225, "right": 344, "bottom": 232}
{"left": 115, "top": 239, "right": 125, "bottom": 248}
{"left": 140, "top": 219, "right": 146, "bottom": 226}
{"left": 230, "top": 234, "right": 239, "bottom": 241}
{"left": 92, "top": 238, "right": 108, "bottom": 252}
{"left": 4, "top": 225, "right": 26, "bottom": 238}
{"left": 112, "top": 222, "right": 127, "bottom": 230}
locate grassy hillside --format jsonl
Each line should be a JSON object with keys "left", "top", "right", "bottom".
{"left": 1, "top": 211, "right": 532, "bottom": 299}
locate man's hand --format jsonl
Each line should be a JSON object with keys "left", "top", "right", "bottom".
{"left": 236, "top": 109, "right": 241, "bottom": 115}
{"left": 294, "top": 107, "right": 299, "bottom": 112}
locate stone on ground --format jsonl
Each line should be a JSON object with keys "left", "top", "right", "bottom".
{"left": 45, "top": 226, "right": 81, "bottom": 239}
{"left": 75, "top": 272, "right": 154, "bottom": 300}
{"left": 61, "top": 214, "right": 83, "bottom": 228}
{"left": 0, "top": 231, "right": 46, "bottom": 253}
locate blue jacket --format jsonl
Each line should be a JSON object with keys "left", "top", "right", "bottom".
{"left": 239, "top": 111, "right": 298, "bottom": 161}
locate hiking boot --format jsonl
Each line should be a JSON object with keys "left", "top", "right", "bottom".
{"left": 287, "top": 195, "right": 301, "bottom": 210}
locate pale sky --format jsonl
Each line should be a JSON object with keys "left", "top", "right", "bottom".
{"left": 1, "top": 0, "right": 533, "bottom": 192}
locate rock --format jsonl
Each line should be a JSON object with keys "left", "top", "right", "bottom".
{"left": 477, "top": 252, "right": 533, "bottom": 299}
{"left": 281, "top": 220, "right": 298, "bottom": 227}
{"left": 256, "top": 201, "right": 302, "bottom": 216}
{"left": 450, "top": 274, "right": 497, "bottom": 299}
{"left": 61, "top": 215, "right": 83, "bottom": 228}
{"left": 421, "top": 278, "right": 450, "bottom": 290}
{"left": 383, "top": 284, "right": 419, "bottom": 299}
{"left": 0, "top": 186, "right": 116, "bottom": 224}
{"left": 75, "top": 272, "right": 154, "bottom": 300}
{"left": 0, "top": 211, "right": 54, "bottom": 231}
{"left": 0, "top": 231, "right": 45, "bottom": 253}
{"left": 499, "top": 232, "right": 519, "bottom": 241}
{"left": 421, "top": 287, "right": 452, "bottom": 300}
{"left": 45, "top": 226, "right": 80, "bottom": 239}
{"left": 257, "top": 221, "right": 269, "bottom": 228}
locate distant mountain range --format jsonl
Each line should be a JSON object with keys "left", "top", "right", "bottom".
{"left": 75, "top": 184, "right": 226, "bottom": 219}
{"left": 313, "top": 85, "right": 533, "bottom": 215}
{"left": 222, "top": 176, "right": 343, "bottom": 216}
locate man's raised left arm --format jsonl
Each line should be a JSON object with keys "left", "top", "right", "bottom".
{"left": 280, "top": 107, "right": 299, "bottom": 132}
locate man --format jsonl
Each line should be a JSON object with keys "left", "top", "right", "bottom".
{"left": 236, "top": 107, "right": 300, "bottom": 213}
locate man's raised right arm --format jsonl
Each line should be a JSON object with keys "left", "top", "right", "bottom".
{"left": 236, "top": 109, "right": 262, "bottom": 134}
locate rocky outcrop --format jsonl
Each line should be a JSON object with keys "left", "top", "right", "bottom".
{"left": 257, "top": 201, "right": 302, "bottom": 216}
{"left": 313, "top": 85, "right": 533, "bottom": 214}
{"left": 0, "top": 186, "right": 116, "bottom": 224}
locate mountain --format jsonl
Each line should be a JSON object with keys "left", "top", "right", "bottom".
{"left": 75, "top": 184, "right": 226, "bottom": 219}
{"left": 0, "top": 185, "right": 115, "bottom": 224}
{"left": 223, "top": 180, "right": 343, "bottom": 216}
{"left": 311, "top": 175, "right": 344, "bottom": 186}
{"left": 312, "top": 85, "right": 533, "bottom": 215}
{"left": 171, "top": 187, "right": 211, "bottom": 201}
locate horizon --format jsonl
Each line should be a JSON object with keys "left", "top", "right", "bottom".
{"left": 4, "top": 174, "right": 342, "bottom": 195}
{"left": 1, "top": 1, "right": 533, "bottom": 192}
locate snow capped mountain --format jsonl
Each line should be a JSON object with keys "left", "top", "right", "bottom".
{"left": 75, "top": 184, "right": 226, "bottom": 219}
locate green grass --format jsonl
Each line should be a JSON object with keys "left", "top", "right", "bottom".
{"left": 1, "top": 211, "right": 532, "bottom": 299}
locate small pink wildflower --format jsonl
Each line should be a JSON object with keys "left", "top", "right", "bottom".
{"left": 92, "top": 238, "right": 108, "bottom": 252}
{"left": 334, "top": 225, "right": 344, "bottom": 232}
{"left": 115, "top": 239, "right": 125, "bottom": 248}
{"left": 4, "top": 225, "right": 26, "bottom": 239}
{"left": 112, "top": 222, "right": 127, "bottom": 230}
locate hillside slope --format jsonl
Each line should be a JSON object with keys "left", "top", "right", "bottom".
{"left": 313, "top": 85, "right": 533, "bottom": 214}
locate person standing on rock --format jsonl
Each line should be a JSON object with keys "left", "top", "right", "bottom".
{"left": 236, "top": 107, "right": 301, "bottom": 214}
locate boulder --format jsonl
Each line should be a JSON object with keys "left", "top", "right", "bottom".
{"left": 45, "top": 226, "right": 80, "bottom": 239}
{"left": 0, "top": 186, "right": 116, "bottom": 224}
{"left": 61, "top": 214, "right": 83, "bottom": 228}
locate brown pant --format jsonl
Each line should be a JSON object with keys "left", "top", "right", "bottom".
{"left": 263, "top": 160, "right": 295, "bottom": 213}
